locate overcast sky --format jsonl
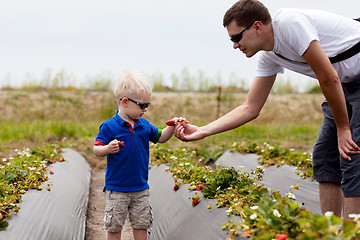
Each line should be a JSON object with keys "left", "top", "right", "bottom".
{"left": 1, "top": 0, "right": 359, "bottom": 89}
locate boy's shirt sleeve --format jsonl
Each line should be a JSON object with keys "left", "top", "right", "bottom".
{"left": 155, "top": 129, "right": 162, "bottom": 143}
{"left": 94, "top": 122, "right": 112, "bottom": 146}
{"left": 149, "top": 123, "right": 162, "bottom": 144}
{"left": 94, "top": 140, "right": 106, "bottom": 146}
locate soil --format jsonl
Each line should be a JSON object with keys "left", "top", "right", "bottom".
{"left": 85, "top": 169, "right": 134, "bottom": 240}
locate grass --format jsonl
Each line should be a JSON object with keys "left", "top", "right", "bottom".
{"left": 0, "top": 121, "right": 95, "bottom": 142}
{"left": 0, "top": 90, "right": 324, "bottom": 168}
{"left": 206, "top": 124, "right": 319, "bottom": 148}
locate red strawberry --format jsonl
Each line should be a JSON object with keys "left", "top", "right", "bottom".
{"left": 165, "top": 120, "right": 175, "bottom": 126}
{"left": 173, "top": 185, "right": 179, "bottom": 191}
{"left": 50, "top": 170, "right": 54, "bottom": 174}
{"left": 119, "top": 141, "right": 125, "bottom": 148}
{"left": 192, "top": 198, "right": 199, "bottom": 206}
{"left": 243, "top": 231, "right": 252, "bottom": 236}
{"left": 196, "top": 184, "right": 205, "bottom": 190}
{"left": 275, "top": 233, "right": 288, "bottom": 240}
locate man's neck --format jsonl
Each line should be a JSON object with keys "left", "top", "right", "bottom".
{"left": 262, "top": 23, "right": 274, "bottom": 51}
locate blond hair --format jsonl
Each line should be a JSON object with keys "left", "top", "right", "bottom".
{"left": 114, "top": 72, "right": 152, "bottom": 105}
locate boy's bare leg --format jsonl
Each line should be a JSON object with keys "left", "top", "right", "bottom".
{"left": 133, "top": 228, "right": 147, "bottom": 240}
{"left": 319, "top": 182, "right": 343, "bottom": 217}
{"left": 343, "top": 196, "right": 360, "bottom": 220}
{"left": 108, "top": 231, "right": 121, "bottom": 240}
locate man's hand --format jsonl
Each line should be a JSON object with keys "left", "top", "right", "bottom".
{"left": 159, "top": 117, "right": 189, "bottom": 143}
{"left": 174, "top": 123, "right": 206, "bottom": 142}
{"left": 337, "top": 128, "right": 360, "bottom": 160}
{"left": 165, "top": 117, "right": 188, "bottom": 126}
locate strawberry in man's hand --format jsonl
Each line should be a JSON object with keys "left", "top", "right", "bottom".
{"left": 165, "top": 117, "right": 189, "bottom": 126}
{"left": 166, "top": 120, "right": 175, "bottom": 126}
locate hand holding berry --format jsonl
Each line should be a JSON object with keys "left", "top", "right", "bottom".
{"left": 165, "top": 117, "right": 188, "bottom": 126}
{"left": 107, "top": 140, "right": 120, "bottom": 154}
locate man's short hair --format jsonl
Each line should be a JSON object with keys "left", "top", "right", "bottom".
{"left": 223, "top": 0, "right": 271, "bottom": 28}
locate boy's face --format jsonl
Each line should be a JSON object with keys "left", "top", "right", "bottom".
{"left": 119, "top": 95, "right": 151, "bottom": 121}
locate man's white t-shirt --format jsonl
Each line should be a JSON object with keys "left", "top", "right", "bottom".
{"left": 256, "top": 8, "right": 360, "bottom": 83}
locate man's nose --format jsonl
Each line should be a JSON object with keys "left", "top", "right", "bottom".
{"left": 233, "top": 41, "right": 240, "bottom": 49}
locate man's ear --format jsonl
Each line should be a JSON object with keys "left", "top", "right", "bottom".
{"left": 254, "top": 21, "right": 263, "bottom": 35}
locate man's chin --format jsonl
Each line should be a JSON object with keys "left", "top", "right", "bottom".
{"left": 246, "top": 51, "right": 258, "bottom": 58}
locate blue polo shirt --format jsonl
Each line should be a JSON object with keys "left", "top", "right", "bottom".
{"left": 95, "top": 110, "right": 161, "bottom": 192}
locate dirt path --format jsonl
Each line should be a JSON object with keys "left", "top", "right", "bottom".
{"left": 85, "top": 169, "right": 134, "bottom": 240}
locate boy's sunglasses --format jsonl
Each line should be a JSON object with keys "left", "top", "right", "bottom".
{"left": 120, "top": 97, "right": 151, "bottom": 110}
{"left": 230, "top": 22, "right": 254, "bottom": 43}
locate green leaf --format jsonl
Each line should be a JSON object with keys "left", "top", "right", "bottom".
{"left": 0, "top": 220, "right": 9, "bottom": 230}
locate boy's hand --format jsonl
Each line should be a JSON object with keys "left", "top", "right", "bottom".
{"left": 165, "top": 117, "right": 188, "bottom": 126}
{"left": 158, "top": 117, "right": 189, "bottom": 143}
{"left": 107, "top": 140, "right": 120, "bottom": 154}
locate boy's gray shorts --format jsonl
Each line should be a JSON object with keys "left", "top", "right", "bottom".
{"left": 313, "top": 80, "right": 360, "bottom": 198}
{"left": 104, "top": 189, "right": 153, "bottom": 232}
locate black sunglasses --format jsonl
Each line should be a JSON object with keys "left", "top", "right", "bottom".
{"left": 120, "top": 97, "right": 151, "bottom": 110}
{"left": 230, "top": 22, "right": 254, "bottom": 43}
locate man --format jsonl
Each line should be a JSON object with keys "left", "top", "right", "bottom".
{"left": 175, "top": 0, "right": 360, "bottom": 219}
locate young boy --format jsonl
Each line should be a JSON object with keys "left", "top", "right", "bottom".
{"left": 93, "top": 72, "right": 186, "bottom": 240}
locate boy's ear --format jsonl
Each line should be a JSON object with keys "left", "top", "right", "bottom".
{"left": 120, "top": 97, "right": 128, "bottom": 107}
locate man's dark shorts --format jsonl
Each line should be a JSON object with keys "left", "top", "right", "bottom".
{"left": 313, "top": 80, "right": 360, "bottom": 198}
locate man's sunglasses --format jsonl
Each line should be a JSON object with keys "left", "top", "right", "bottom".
{"left": 230, "top": 22, "right": 254, "bottom": 43}
{"left": 120, "top": 97, "right": 151, "bottom": 110}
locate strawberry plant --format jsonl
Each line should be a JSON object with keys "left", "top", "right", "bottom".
{"left": 223, "top": 191, "right": 360, "bottom": 239}
{"left": 149, "top": 144, "right": 360, "bottom": 239}
{"left": 229, "top": 141, "right": 313, "bottom": 179}
{"left": 0, "top": 143, "right": 64, "bottom": 230}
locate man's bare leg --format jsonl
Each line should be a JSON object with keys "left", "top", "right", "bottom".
{"left": 108, "top": 231, "right": 121, "bottom": 240}
{"left": 133, "top": 228, "right": 147, "bottom": 240}
{"left": 343, "top": 196, "right": 360, "bottom": 220}
{"left": 319, "top": 182, "right": 343, "bottom": 217}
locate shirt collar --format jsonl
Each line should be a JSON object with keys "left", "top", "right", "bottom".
{"left": 113, "top": 110, "right": 144, "bottom": 127}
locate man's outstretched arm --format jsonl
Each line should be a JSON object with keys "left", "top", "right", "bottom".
{"left": 175, "top": 74, "right": 276, "bottom": 141}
